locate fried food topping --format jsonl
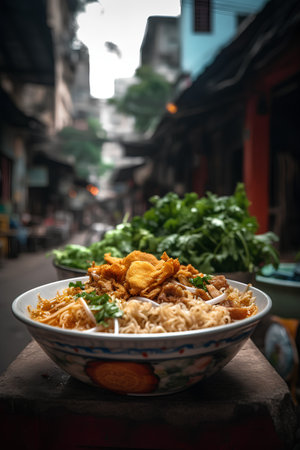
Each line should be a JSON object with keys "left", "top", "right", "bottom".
{"left": 88, "top": 250, "right": 229, "bottom": 304}
{"left": 30, "top": 250, "right": 258, "bottom": 334}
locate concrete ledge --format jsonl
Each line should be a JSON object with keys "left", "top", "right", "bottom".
{"left": 0, "top": 339, "right": 297, "bottom": 449}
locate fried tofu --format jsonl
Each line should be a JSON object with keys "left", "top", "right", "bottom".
{"left": 89, "top": 250, "right": 202, "bottom": 301}
{"left": 125, "top": 256, "right": 180, "bottom": 296}
{"left": 122, "top": 250, "right": 160, "bottom": 268}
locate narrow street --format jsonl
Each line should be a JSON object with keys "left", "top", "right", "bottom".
{"left": 0, "top": 231, "right": 87, "bottom": 375}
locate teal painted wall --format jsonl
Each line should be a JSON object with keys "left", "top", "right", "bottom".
{"left": 180, "top": 0, "right": 269, "bottom": 78}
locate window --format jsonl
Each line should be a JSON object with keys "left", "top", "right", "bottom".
{"left": 194, "top": 0, "right": 211, "bottom": 32}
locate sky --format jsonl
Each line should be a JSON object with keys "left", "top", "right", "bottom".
{"left": 76, "top": 0, "right": 181, "bottom": 99}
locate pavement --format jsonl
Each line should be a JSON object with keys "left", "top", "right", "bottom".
{"left": 0, "top": 231, "right": 87, "bottom": 375}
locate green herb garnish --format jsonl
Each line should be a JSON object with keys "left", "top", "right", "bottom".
{"left": 69, "top": 280, "right": 85, "bottom": 289}
{"left": 189, "top": 274, "right": 212, "bottom": 291}
{"left": 76, "top": 291, "right": 123, "bottom": 326}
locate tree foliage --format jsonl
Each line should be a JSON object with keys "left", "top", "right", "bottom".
{"left": 58, "top": 118, "right": 111, "bottom": 179}
{"left": 110, "top": 66, "right": 172, "bottom": 133}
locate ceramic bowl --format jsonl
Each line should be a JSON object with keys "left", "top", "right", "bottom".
{"left": 255, "top": 263, "right": 300, "bottom": 319}
{"left": 53, "top": 261, "right": 86, "bottom": 280}
{"left": 12, "top": 277, "right": 271, "bottom": 396}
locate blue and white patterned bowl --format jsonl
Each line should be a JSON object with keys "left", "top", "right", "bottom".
{"left": 12, "top": 277, "right": 271, "bottom": 396}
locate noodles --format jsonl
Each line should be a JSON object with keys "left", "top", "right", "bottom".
{"left": 28, "top": 251, "right": 258, "bottom": 333}
{"left": 118, "top": 297, "right": 231, "bottom": 334}
{"left": 28, "top": 290, "right": 96, "bottom": 330}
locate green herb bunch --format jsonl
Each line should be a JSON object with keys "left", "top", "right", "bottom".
{"left": 53, "top": 183, "right": 279, "bottom": 274}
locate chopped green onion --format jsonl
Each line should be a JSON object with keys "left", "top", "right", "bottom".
{"left": 189, "top": 274, "right": 212, "bottom": 292}
{"left": 75, "top": 291, "right": 123, "bottom": 326}
{"left": 69, "top": 281, "right": 85, "bottom": 289}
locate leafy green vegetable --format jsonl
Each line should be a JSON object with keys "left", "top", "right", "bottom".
{"left": 51, "top": 244, "right": 93, "bottom": 270}
{"left": 68, "top": 281, "right": 85, "bottom": 289}
{"left": 189, "top": 274, "right": 212, "bottom": 291}
{"left": 77, "top": 291, "right": 123, "bottom": 326}
{"left": 51, "top": 183, "right": 279, "bottom": 273}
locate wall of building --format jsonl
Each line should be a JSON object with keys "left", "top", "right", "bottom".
{"left": 47, "top": 0, "right": 75, "bottom": 132}
{"left": 141, "top": 16, "right": 180, "bottom": 83}
{"left": 180, "top": 0, "right": 267, "bottom": 79}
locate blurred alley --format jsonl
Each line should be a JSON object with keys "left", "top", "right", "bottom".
{"left": 0, "top": 1, "right": 300, "bottom": 447}
{"left": 0, "top": 231, "right": 87, "bottom": 375}
{"left": 1, "top": 0, "right": 299, "bottom": 265}
{"left": 0, "top": 0, "right": 299, "bottom": 371}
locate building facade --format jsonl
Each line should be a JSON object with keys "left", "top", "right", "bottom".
{"left": 141, "top": 16, "right": 180, "bottom": 83}
{"left": 122, "top": 0, "right": 300, "bottom": 255}
{"left": 180, "top": 0, "right": 268, "bottom": 80}
{"left": 0, "top": 0, "right": 89, "bottom": 252}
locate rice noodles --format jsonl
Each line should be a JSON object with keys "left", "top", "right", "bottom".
{"left": 28, "top": 250, "right": 258, "bottom": 334}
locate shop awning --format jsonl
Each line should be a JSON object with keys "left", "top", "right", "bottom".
{"left": 0, "top": 87, "right": 46, "bottom": 130}
{"left": 112, "top": 161, "right": 146, "bottom": 183}
{"left": 121, "top": 139, "right": 157, "bottom": 157}
{"left": 0, "top": 0, "right": 55, "bottom": 85}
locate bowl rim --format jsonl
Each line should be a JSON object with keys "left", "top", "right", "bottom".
{"left": 12, "top": 276, "right": 272, "bottom": 341}
{"left": 53, "top": 260, "right": 87, "bottom": 274}
{"left": 256, "top": 263, "right": 300, "bottom": 288}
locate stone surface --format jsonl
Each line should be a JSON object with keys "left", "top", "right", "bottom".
{"left": 0, "top": 339, "right": 297, "bottom": 449}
